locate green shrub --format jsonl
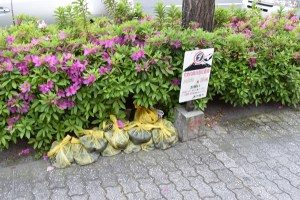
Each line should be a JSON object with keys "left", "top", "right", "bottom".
{"left": 0, "top": 6, "right": 299, "bottom": 153}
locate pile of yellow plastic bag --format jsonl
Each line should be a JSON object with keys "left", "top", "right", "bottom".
{"left": 70, "top": 137, "right": 99, "bottom": 165}
{"left": 152, "top": 119, "right": 178, "bottom": 150}
{"left": 47, "top": 135, "right": 73, "bottom": 168}
{"left": 79, "top": 129, "right": 108, "bottom": 153}
{"left": 48, "top": 135, "right": 99, "bottom": 168}
{"left": 48, "top": 106, "right": 179, "bottom": 168}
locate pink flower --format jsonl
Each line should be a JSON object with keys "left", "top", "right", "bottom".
{"left": 171, "top": 78, "right": 181, "bottom": 86}
{"left": 243, "top": 29, "right": 252, "bottom": 38}
{"left": 4, "top": 60, "right": 13, "bottom": 72}
{"left": 131, "top": 50, "right": 145, "bottom": 61}
{"left": 43, "top": 155, "right": 49, "bottom": 161}
{"left": 290, "top": 16, "right": 299, "bottom": 23}
{"left": 117, "top": 120, "right": 125, "bottom": 129}
{"left": 31, "top": 55, "right": 43, "bottom": 67}
{"left": 260, "top": 23, "right": 267, "bottom": 29}
{"left": 16, "top": 62, "right": 29, "bottom": 75}
{"left": 55, "top": 98, "right": 75, "bottom": 110}
{"left": 57, "top": 89, "right": 66, "bottom": 98}
{"left": 284, "top": 24, "right": 295, "bottom": 31}
{"left": 83, "top": 74, "right": 96, "bottom": 86}
{"left": 58, "top": 31, "right": 67, "bottom": 40}
{"left": 20, "top": 102, "right": 30, "bottom": 114}
{"left": 31, "top": 38, "right": 39, "bottom": 45}
{"left": 65, "top": 84, "right": 80, "bottom": 97}
{"left": 18, "top": 148, "right": 30, "bottom": 156}
{"left": 39, "top": 80, "right": 54, "bottom": 94}
{"left": 99, "top": 66, "right": 109, "bottom": 75}
{"left": 102, "top": 52, "right": 112, "bottom": 65}
{"left": 103, "top": 39, "right": 115, "bottom": 48}
{"left": 135, "top": 64, "right": 142, "bottom": 72}
{"left": 7, "top": 114, "right": 21, "bottom": 129}
{"left": 45, "top": 55, "right": 58, "bottom": 66}
{"left": 20, "top": 81, "right": 31, "bottom": 93}
{"left": 63, "top": 53, "right": 73, "bottom": 61}
{"left": 171, "top": 40, "right": 181, "bottom": 49}
{"left": 248, "top": 57, "right": 257, "bottom": 69}
{"left": 6, "top": 35, "right": 15, "bottom": 45}
{"left": 83, "top": 47, "right": 97, "bottom": 56}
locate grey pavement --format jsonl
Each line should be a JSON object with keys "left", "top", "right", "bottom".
{"left": 1, "top": 107, "right": 300, "bottom": 200}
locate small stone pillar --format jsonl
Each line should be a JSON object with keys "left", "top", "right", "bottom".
{"left": 174, "top": 105, "right": 205, "bottom": 142}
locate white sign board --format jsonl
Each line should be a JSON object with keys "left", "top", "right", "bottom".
{"left": 179, "top": 48, "right": 214, "bottom": 103}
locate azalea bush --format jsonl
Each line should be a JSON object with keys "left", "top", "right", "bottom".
{"left": 0, "top": 6, "right": 299, "bottom": 153}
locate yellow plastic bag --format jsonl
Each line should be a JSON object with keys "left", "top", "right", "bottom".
{"left": 104, "top": 115, "right": 129, "bottom": 150}
{"left": 47, "top": 135, "right": 73, "bottom": 168}
{"left": 79, "top": 130, "right": 108, "bottom": 152}
{"left": 101, "top": 121, "right": 113, "bottom": 132}
{"left": 152, "top": 119, "right": 178, "bottom": 150}
{"left": 141, "top": 138, "right": 155, "bottom": 151}
{"left": 71, "top": 138, "right": 99, "bottom": 166}
{"left": 134, "top": 105, "right": 158, "bottom": 124}
{"left": 124, "top": 141, "right": 141, "bottom": 154}
{"left": 125, "top": 122, "right": 155, "bottom": 145}
{"left": 101, "top": 144, "right": 121, "bottom": 157}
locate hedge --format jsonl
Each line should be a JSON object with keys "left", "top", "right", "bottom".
{"left": 0, "top": 7, "right": 299, "bottom": 153}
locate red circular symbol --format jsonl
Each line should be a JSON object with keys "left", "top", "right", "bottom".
{"left": 194, "top": 51, "right": 204, "bottom": 65}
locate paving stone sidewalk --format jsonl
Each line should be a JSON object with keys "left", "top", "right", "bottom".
{"left": 1, "top": 108, "right": 300, "bottom": 200}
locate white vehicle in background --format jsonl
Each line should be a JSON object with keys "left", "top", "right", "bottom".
{"left": 243, "top": 0, "right": 300, "bottom": 17}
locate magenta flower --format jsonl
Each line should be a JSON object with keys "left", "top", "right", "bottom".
{"left": 57, "top": 89, "right": 66, "bottom": 98}
{"left": 63, "top": 53, "right": 73, "bottom": 61}
{"left": 83, "top": 47, "right": 97, "bottom": 56}
{"left": 58, "top": 31, "right": 67, "bottom": 40}
{"left": 20, "top": 81, "right": 31, "bottom": 93}
{"left": 83, "top": 74, "right": 96, "bottom": 86}
{"left": 171, "top": 40, "right": 181, "bottom": 49}
{"left": 102, "top": 52, "right": 112, "bottom": 65}
{"left": 55, "top": 98, "right": 75, "bottom": 110}
{"left": 135, "top": 64, "right": 142, "bottom": 72}
{"left": 45, "top": 55, "right": 58, "bottom": 66}
{"left": 284, "top": 24, "right": 295, "bottom": 31}
{"left": 103, "top": 39, "right": 115, "bottom": 48}
{"left": 65, "top": 84, "right": 80, "bottom": 97}
{"left": 31, "top": 55, "right": 43, "bottom": 67}
{"left": 31, "top": 38, "right": 39, "bottom": 45}
{"left": 19, "top": 93, "right": 35, "bottom": 102}
{"left": 131, "top": 50, "right": 145, "bottom": 61}
{"left": 43, "top": 155, "right": 49, "bottom": 161}
{"left": 243, "top": 29, "right": 252, "bottom": 38}
{"left": 20, "top": 102, "right": 30, "bottom": 114}
{"left": 6, "top": 35, "right": 15, "bottom": 45}
{"left": 290, "top": 16, "right": 298, "bottom": 23}
{"left": 99, "top": 66, "right": 109, "bottom": 75}
{"left": 248, "top": 57, "right": 257, "bottom": 69}
{"left": 117, "top": 120, "right": 125, "bottom": 129}
{"left": 124, "top": 34, "right": 136, "bottom": 43}
{"left": 4, "top": 61, "right": 13, "bottom": 72}
{"left": 39, "top": 80, "right": 54, "bottom": 94}
{"left": 16, "top": 62, "right": 29, "bottom": 75}
{"left": 171, "top": 78, "right": 181, "bottom": 86}
{"left": 18, "top": 148, "right": 30, "bottom": 156}
{"left": 7, "top": 114, "right": 21, "bottom": 130}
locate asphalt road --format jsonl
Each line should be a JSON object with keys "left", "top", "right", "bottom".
{"left": 137, "top": 0, "right": 244, "bottom": 14}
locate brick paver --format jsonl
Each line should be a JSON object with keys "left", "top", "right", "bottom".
{"left": 1, "top": 108, "right": 300, "bottom": 200}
